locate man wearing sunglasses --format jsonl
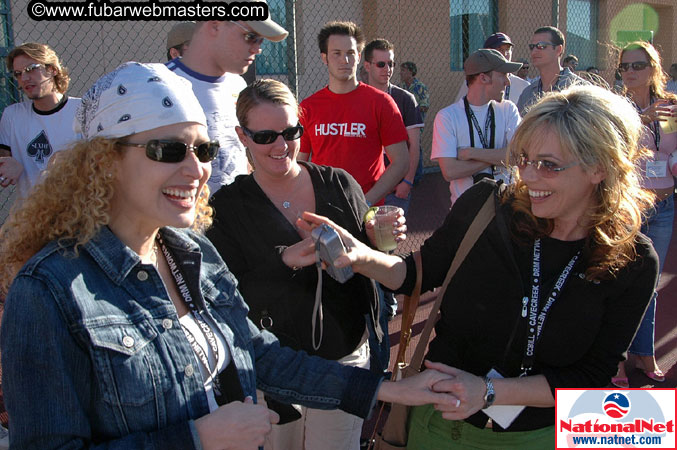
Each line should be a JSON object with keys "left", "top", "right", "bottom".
{"left": 363, "top": 38, "right": 422, "bottom": 216}
{"left": 0, "top": 42, "right": 81, "bottom": 199}
{"left": 298, "top": 22, "right": 409, "bottom": 208}
{"left": 167, "top": 2, "right": 288, "bottom": 196}
{"left": 516, "top": 26, "right": 586, "bottom": 116}
{"left": 431, "top": 49, "right": 522, "bottom": 206}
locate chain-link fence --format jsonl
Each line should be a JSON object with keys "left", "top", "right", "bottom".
{"left": 1, "top": 0, "right": 676, "bottom": 247}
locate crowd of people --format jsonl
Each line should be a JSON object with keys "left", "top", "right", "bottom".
{"left": 0, "top": 3, "right": 675, "bottom": 448}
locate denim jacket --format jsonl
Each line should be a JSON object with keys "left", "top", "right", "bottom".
{"left": 1, "top": 226, "right": 381, "bottom": 449}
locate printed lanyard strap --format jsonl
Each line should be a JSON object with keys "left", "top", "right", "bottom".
{"left": 157, "top": 235, "right": 221, "bottom": 386}
{"left": 463, "top": 96, "right": 495, "bottom": 149}
{"left": 520, "top": 238, "right": 580, "bottom": 375}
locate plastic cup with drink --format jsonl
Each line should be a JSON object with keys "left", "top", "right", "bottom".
{"left": 373, "top": 205, "right": 400, "bottom": 252}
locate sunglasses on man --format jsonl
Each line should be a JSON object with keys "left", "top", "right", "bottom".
{"left": 232, "top": 21, "right": 265, "bottom": 45}
{"left": 121, "top": 140, "right": 220, "bottom": 163}
{"left": 372, "top": 61, "right": 394, "bottom": 68}
{"left": 618, "top": 61, "right": 651, "bottom": 72}
{"left": 12, "top": 63, "right": 46, "bottom": 79}
{"left": 241, "top": 124, "right": 304, "bottom": 145}
{"left": 528, "top": 42, "right": 557, "bottom": 51}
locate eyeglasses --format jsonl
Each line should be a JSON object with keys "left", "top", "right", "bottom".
{"left": 618, "top": 61, "right": 651, "bottom": 72}
{"left": 242, "top": 124, "right": 304, "bottom": 145}
{"left": 232, "top": 21, "right": 265, "bottom": 45}
{"left": 12, "top": 63, "right": 45, "bottom": 79}
{"left": 121, "top": 140, "right": 220, "bottom": 163}
{"left": 516, "top": 153, "right": 579, "bottom": 176}
{"left": 373, "top": 61, "right": 394, "bottom": 68}
{"left": 528, "top": 42, "right": 556, "bottom": 51}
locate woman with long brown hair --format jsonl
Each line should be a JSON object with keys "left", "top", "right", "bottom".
{"left": 614, "top": 40, "right": 677, "bottom": 387}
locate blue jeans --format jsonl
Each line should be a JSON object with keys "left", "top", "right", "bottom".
{"left": 629, "top": 194, "right": 674, "bottom": 356}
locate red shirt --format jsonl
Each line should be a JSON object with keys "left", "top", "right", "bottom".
{"left": 299, "top": 83, "right": 408, "bottom": 198}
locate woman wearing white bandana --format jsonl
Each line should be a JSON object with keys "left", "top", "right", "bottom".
{"left": 0, "top": 62, "right": 456, "bottom": 449}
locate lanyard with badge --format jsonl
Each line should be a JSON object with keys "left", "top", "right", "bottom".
{"left": 632, "top": 95, "right": 665, "bottom": 177}
{"left": 519, "top": 238, "right": 581, "bottom": 376}
{"left": 157, "top": 233, "right": 236, "bottom": 406}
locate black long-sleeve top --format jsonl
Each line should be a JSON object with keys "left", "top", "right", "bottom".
{"left": 396, "top": 180, "right": 659, "bottom": 431}
{"left": 207, "top": 162, "right": 378, "bottom": 360}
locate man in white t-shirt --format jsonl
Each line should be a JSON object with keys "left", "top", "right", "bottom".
{"left": 0, "top": 42, "right": 81, "bottom": 199}
{"left": 432, "top": 49, "right": 522, "bottom": 205}
{"left": 455, "top": 33, "right": 530, "bottom": 106}
{"left": 167, "top": 2, "right": 288, "bottom": 195}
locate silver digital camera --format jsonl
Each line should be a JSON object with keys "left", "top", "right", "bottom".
{"left": 311, "top": 224, "right": 354, "bottom": 283}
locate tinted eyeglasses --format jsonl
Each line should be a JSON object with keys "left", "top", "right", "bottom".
{"left": 232, "top": 21, "right": 265, "bottom": 45}
{"left": 242, "top": 124, "right": 304, "bottom": 145}
{"left": 618, "top": 61, "right": 651, "bottom": 72}
{"left": 12, "top": 63, "right": 45, "bottom": 79}
{"left": 374, "top": 61, "right": 394, "bottom": 68}
{"left": 528, "top": 42, "right": 556, "bottom": 51}
{"left": 121, "top": 140, "right": 220, "bottom": 163}
{"left": 516, "top": 153, "right": 579, "bottom": 177}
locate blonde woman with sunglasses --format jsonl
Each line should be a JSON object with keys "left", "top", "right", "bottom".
{"left": 289, "top": 85, "right": 658, "bottom": 449}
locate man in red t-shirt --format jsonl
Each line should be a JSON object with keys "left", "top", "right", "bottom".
{"left": 298, "top": 21, "right": 408, "bottom": 206}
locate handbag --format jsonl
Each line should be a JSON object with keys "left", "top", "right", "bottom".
{"left": 369, "top": 191, "right": 497, "bottom": 449}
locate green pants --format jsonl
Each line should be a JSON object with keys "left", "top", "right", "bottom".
{"left": 407, "top": 404, "right": 555, "bottom": 449}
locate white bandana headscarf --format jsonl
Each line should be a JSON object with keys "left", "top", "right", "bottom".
{"left": 75, "top": 62, "right": 206, "bottom": 139}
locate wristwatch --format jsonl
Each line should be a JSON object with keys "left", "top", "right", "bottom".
{"left": 483, "top": 377, "right": 495, "bottom": 409}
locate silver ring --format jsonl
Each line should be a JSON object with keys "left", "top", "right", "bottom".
{"left": 0, "top": 176, "right": 6, "bottom": 182}
{"left": 455, "top": 399, "right": 461, "bottom": 408}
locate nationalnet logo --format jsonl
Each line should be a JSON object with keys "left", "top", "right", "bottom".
{"left": 556, "top": 388, "right": 675, "bottom": 448}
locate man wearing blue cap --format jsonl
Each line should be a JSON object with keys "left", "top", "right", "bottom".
{"left": 455, "top": 32, "right": 530, "bottom": 104}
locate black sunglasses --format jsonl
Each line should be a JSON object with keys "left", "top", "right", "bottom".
{"left": 374, "top": 61, "right": 394, "bottom": 68}
{"left": 121, "top": 140, "right": 220, "bottom": 163}
{"left": 528, "top": 42, "right": 556, "bottom": 51}
{"left": 618, "top": 61, "right": 651, "bottom": 72}
{"left": 232, "top": 21, "right": 265, "bottom": 45}
{"left": 242, "top": 124, "right": 304, "bottom": 145}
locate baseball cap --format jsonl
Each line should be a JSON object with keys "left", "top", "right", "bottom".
{"left": 483, "top": 32, "right": 514, "bottom": 49}
{"left": 464, "top": 49, "right": 522, "bottom": 76}
{"left": 242, "top": 0, "right": 288, "bottom": 42}
{"left": 167, "top": 22, "right": 196, "bottom": 50}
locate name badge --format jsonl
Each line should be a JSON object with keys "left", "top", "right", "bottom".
{"left": 646, "top": 160, "right": 667, "bottom": 178}
{"left": 483, "top": 368, "right": 526, "bottom": 428}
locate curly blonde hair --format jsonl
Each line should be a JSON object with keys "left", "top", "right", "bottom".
{"left": 507, "top": 85, "right": 655, "bottom": 281}
{"left": 0, "top": 138, "right": 212, "bottom": 293}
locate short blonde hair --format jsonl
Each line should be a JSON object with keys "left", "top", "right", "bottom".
{"left": 0, "top": 138, "right": 212, "bottom": 293}
{"left": 236, "top": 79, "right": 299, "bottom": 128}
{"left": 7, "top": 42, "right": 70, "bottom": 94}
{"left": 507, "top": 85, "right": 654, "bottom": 280}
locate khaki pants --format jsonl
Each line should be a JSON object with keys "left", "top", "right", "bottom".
{"left": 257, "top": 332, "right": 370, "bottom": 450}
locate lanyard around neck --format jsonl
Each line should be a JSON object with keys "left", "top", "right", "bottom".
{"left": 157, "top": 234, "right": 222, "bottom": 390}
{"left": 632, "top": 95, "right": 661, "bottom": 151}
{"left": 463, "top": 96, "right": 495, "bottom": 149}
{"left": 537, "top": 69, "right": 567, "bottom": 96}
{"left": 520, "top": 238, "right": 581, "bottom": 376}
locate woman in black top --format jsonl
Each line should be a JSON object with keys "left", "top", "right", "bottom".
{"left": 206, "top": 79, "right": 404, "bottom": 450}
{"left": 291, "top": 85, "right": 659, "bottom": 448}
